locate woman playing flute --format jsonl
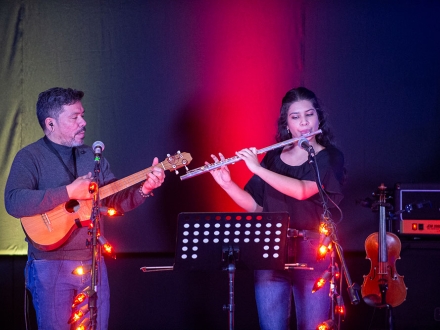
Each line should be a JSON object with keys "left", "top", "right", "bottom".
{"left": 208, "top": 87, "right": 346, "bottom": 330}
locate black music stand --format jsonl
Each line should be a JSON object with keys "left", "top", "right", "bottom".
{"left": 174, "top": 212, "right": 289, "bottom": 330}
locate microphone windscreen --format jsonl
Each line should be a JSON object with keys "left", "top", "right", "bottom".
{"left": 92, "top": 141, "right": 105, "bottom": 152}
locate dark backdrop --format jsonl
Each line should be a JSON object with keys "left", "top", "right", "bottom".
{"left": 1, "top": 0, "right": 440, "bottom": 329}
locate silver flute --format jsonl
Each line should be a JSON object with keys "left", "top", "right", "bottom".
{"left": 180, "top": 129, "right": 322, "bottom": 181}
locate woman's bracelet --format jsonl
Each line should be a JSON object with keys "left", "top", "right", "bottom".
{"left": 139, "top": 183, "right": 154, "bottom": 198}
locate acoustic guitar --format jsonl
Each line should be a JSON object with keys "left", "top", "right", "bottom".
{"left": 20, "top": 151, "right": 192, "bottom": 251}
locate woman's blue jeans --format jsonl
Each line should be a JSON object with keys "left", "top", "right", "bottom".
{"left": 255, "top": 238, "right": 331, "bottom": 330}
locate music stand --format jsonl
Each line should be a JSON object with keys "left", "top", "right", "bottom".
{"left": 174, "top": 212, "right": 289, "bottom": 330}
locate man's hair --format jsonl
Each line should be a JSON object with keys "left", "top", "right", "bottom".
{"left": 36, "top": 87, "right": 84, "bottom": 131}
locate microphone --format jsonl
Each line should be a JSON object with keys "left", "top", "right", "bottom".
{"left": 92, "top": 141, "right": 105, "bottom": 172}
{"left": 298, "top": 136, "right": 313, "bottom": 153}
{"left": 92, "top": 141, "right": 105, "bottom": 157}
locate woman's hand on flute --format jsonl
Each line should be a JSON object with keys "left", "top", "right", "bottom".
{"left": 235, "top": 147, "right": 261, "bottom": 174}
{"left": 208, "top": 153, "right": 232, "bottom": 187}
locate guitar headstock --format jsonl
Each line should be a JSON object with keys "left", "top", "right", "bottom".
{"left": 161, "top": 151, "right": 192, "bottom": 175}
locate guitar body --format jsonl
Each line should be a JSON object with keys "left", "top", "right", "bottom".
{"left": 21, "top": 199, "right": 93, "bottom": 251}
{"left": 19, "top": 151, "right": 192, "bottom": 251}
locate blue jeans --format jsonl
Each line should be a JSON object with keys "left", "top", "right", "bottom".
{"left": 255, "top": 238, "right": 331, "bottom": 330}
{"left": 25, "top": 257, "right": 110, "bottom": 330}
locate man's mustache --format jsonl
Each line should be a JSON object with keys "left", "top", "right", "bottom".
{"left": 76, "top": 127, "right": 86, "bottom": 134}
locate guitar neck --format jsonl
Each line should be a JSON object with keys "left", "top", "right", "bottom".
{"left": 97, "top": 151, "right": 192, "bottom": 200}
{"left": 99, "top": 166, "right": 155, "bottom": 199}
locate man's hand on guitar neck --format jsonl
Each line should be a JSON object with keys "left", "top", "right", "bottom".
{"left": 141, "top": 157, "right": 166, "bottom": 195}
{"left": 66, "top": 172, "right": 93, "bottom": 200}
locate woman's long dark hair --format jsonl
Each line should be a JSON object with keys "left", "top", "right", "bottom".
{"left": 276, "top": 87, "right": 334, "bottom": 147}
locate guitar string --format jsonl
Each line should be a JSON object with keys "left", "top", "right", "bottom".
{"left": 39, "top": 156, "right": 185, "bottom": 224}
{"left": 30, "top": 155, "right": 190, "bottom": 246}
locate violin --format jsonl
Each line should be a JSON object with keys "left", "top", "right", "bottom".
{"left": 361, "top": 183, "right": 407, "bottom": 307}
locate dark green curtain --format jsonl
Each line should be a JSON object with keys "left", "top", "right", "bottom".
{"left": 0, "top": 0, "right": 303, "bottom": 254}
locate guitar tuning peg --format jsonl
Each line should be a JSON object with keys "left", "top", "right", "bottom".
{"left": 175, "top": 169, "right": 179, "bottom": 175}
{"left": 167, "top": 154, "right": 171, "bottom": 157}
{"left": 185, "top": 165, "right": 189, "bottom": 171}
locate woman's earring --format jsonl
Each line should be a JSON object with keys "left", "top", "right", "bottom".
{"left": 286, "top": 127, "right": 290, "bottom": 133}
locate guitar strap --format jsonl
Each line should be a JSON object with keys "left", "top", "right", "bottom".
{"left": 43, "top": 136, "right": 78, "bottom": 181}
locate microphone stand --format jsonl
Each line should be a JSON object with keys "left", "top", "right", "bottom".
{"left": 305, "top": 144, "right": 360, "bottom": 326}
{"left": 88, "top": 152, "right": 103, "bottom": 330}
{"left": 222, "top": 246, "right": 238, "bottom": 330}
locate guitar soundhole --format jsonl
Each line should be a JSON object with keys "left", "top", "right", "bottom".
{"left": 65, "top": 200, "right": 80, "bottom": 213}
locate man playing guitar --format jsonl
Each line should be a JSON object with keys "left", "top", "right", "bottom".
{"left": 4, "top": 87, "right": 166, "bottom": 330}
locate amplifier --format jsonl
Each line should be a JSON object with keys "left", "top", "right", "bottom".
{"left": 394, "top": 183, "right": 440, "bottom": 236}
